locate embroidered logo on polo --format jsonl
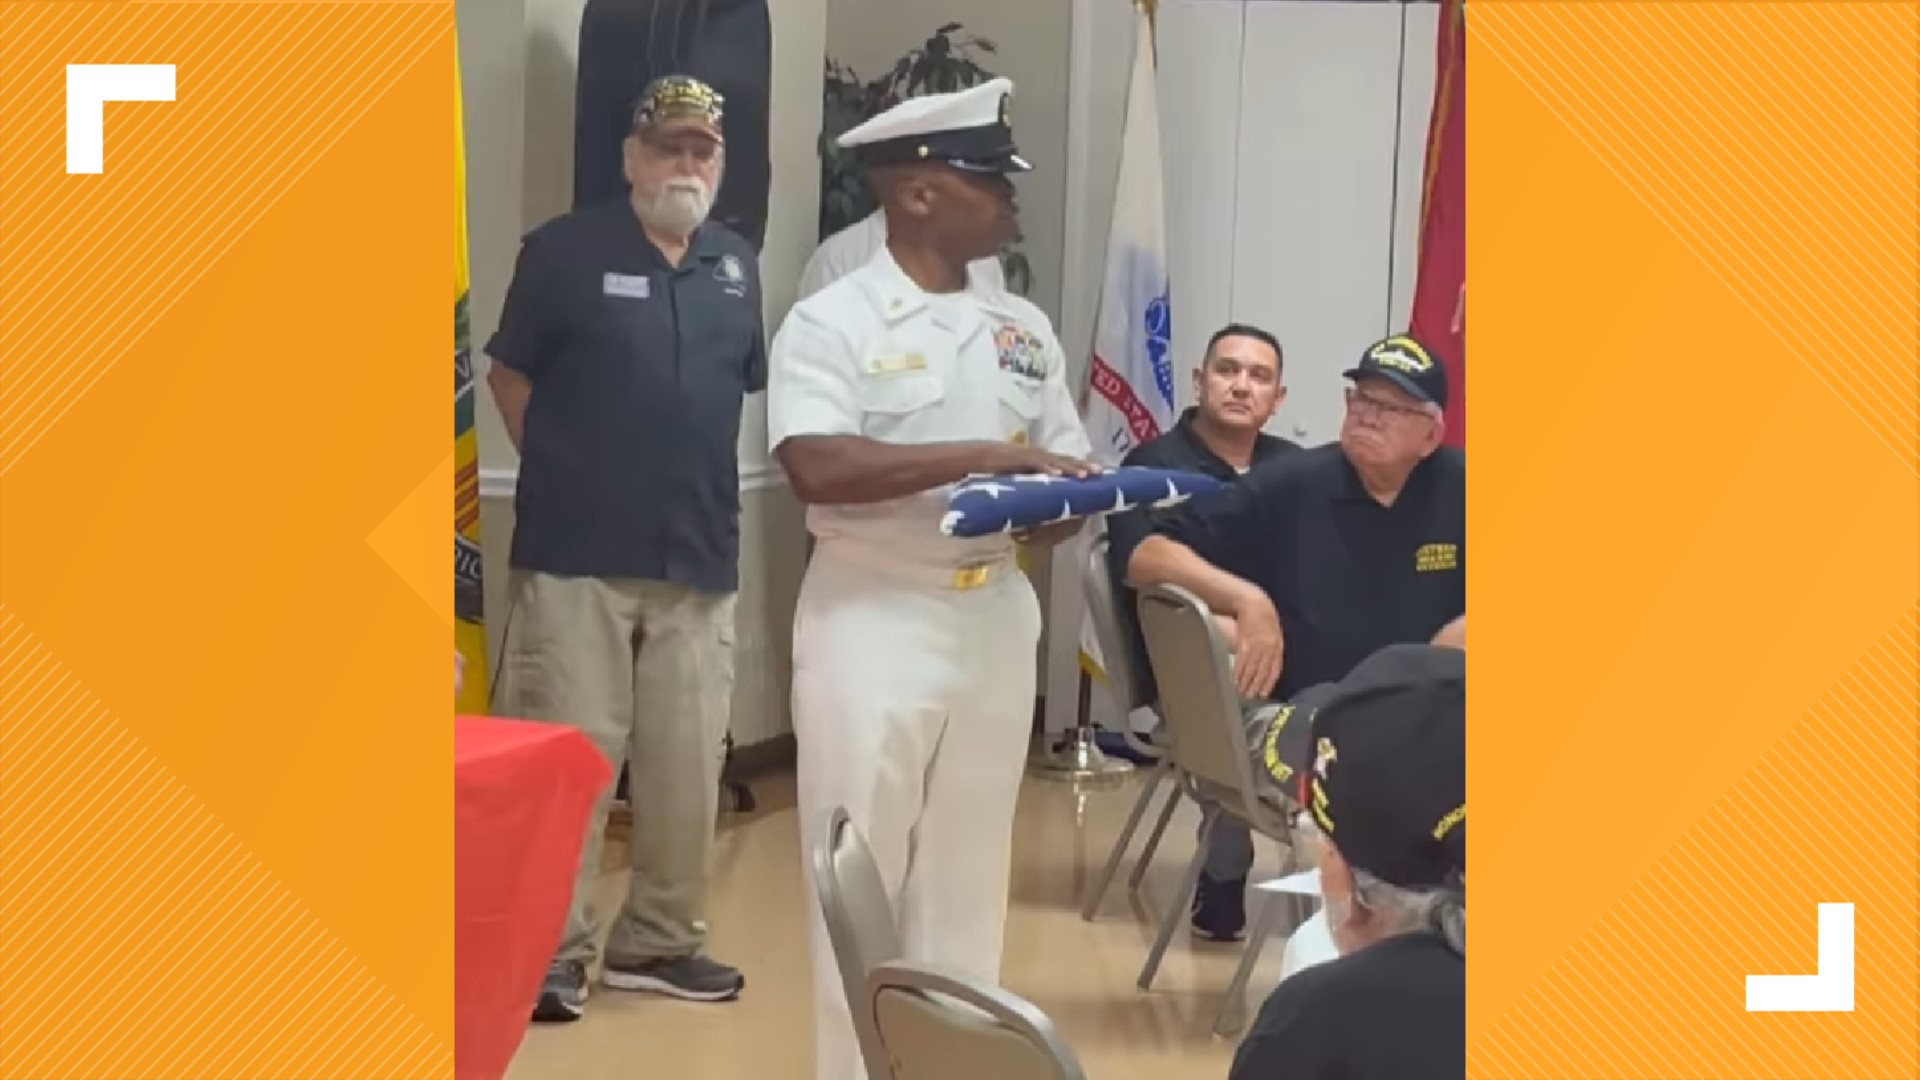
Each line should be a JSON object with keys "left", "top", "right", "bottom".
{"left": 994, "top": 321, "right": 1047, "bottom": 380}
{"left": 714, "top": 254, "right": 747, "bottom": 298}
{"left": 1415, "top": 542, "right": 1459, "bottom": 573}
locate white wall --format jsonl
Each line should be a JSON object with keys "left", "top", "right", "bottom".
{"left": 1158, "top": 0, "right": 1438, "bottom": 446}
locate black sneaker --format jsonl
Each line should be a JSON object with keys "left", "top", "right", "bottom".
{"left": 1191, "top": 874, "right": 1248, "bottom": 942}
{"left": 602, "top": 954, "right": 744, "bottom": 1002}
{"left": 531, "top": 959, "right": 588, "bottom": 1023}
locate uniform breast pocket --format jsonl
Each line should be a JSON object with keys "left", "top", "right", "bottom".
{"left": 860, "top": 372, "right": 948, "bottom": 443}
{"left": 596, "top": 293, "right": 669, "bottom": 349}
{"left": 996, "top": 374, "right": 1043, "bottom": 441}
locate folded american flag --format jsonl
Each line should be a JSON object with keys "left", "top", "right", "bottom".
{"left": 940, "top": 466, "right": 1227, "bottom": 539}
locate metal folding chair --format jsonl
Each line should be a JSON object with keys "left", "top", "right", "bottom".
{"left": 1077, "top": 535, "right": 1185, "bottom": 922}
{"left": 864, "top": 961, "right": 1088, "bottom": 1080}
{"left": 811, "top": 807, "right": 904, "bottom": 1078}
{"left": 1135, "top": 583, "right": 1311, "bottom": 1035}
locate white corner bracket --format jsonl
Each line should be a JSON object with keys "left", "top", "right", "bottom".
{"left": 67, "top": 64, "right": 176, "bottom": 174}
{"left": 1745, "top": 902, "right": 1854, "bottom": 1013}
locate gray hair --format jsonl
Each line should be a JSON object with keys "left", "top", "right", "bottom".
{"left": 1294, "top": 814, "right": 1465, "bottom": 956}
{"left": 1350, "top": 868, "right": 1465, "bottom": 956}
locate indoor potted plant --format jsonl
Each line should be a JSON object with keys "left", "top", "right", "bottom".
{"left": 819, "top": 24, "right": 1035, "bottom": 296}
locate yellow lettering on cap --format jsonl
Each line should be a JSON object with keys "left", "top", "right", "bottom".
{"left": 1261, "top": 705, "right": 1296, "bottom": 784}
{"left": 1371, "top": 336, "right": 1434, "bottom": 375}
{"left": 1433, "top": 803, "right": 1464, "bottom": 841}
{"left": 1310, "top": 779, "right": 1335, "bottom": 834}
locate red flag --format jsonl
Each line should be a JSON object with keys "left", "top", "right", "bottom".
{"left": 1409, "top": 0, "right": 1465, "bottom": 447}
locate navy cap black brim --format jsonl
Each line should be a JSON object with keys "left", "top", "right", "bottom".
{"left": 1344, "top": 366, "right": 1439, "bottom": 407}
{"left": 946, "top": 152, "right": 1033, "bottom": 174}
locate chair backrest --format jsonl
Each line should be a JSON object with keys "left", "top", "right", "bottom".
{"left": 864, "top": 961, "right": 1087, "bottom": 1080}
{"left": 1135, "top": 583, "right": 1287, "bottom": 833}
{"left": 811, "top": 807, "right": 903, "bottom": 1076}
{"left": 1082, "top": 534, "right": 1144, "bottom": 714}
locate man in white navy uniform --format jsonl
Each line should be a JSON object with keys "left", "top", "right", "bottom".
{"left": 767, "top": 77, "right": 1095, "bottom": 1080}
{"left": 798, "top": 207, "right": 1007, "bottom": 299}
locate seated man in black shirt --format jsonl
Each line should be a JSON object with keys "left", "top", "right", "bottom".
{"left": 1128, "top": 335, "right": 1465, "bottom": 706}
{"left": 1104, "top": 322, "right": 1297, "bottom": 941}
{"left": 1231, "top": 642, "right": 1465, "bottom": 1080}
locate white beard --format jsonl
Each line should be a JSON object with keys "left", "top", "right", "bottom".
{"left": 637, "top": 179, "right": 713, "bottom": 235}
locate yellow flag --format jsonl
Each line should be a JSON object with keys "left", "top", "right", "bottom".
{"left": 454, "top": 57, "right": 490, "bottom": 713}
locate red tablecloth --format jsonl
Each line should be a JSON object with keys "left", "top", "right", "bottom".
{"left": 455, "top": 715, "right": 610, "bottom": 1080}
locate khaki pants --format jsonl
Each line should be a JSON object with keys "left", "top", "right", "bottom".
{"left": 496, "top": 571, "right": 736, "bottom": 965}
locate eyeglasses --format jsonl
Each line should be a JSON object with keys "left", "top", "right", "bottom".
{"left": 635, "top": 133, "right": 722, "bottom": 165}
{"left": 1345, "top": 387, "right": 1432, "bottom": 423}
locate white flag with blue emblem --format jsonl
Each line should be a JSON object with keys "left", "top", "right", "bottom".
{"left": 1077, "top": 3, "right": 1174, "bottom": 701}
{"left": 1084, "top": 4, "right": 1175, "bottom": 467}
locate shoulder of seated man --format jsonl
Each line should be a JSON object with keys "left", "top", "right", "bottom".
{"left": 1429, "top": 443, "right": 1466, "bottom": 477}
{"left": 1121, "top": 434, "right": 1179, "bottom": 470}
{"left": 1242, "top": 440, "right": 1338, "bottom": 485}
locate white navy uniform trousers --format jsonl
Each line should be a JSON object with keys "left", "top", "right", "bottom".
{"left": 767, "top": 247, "right": 1093, "bottom": 1080}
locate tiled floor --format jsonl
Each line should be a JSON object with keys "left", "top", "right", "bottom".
{"left": 505, "top": 764, "right": 1293, "bottom": 1079}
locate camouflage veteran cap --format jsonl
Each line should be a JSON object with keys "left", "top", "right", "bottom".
{"left": 632, "top": 74, "right": 724, "bottom": 140}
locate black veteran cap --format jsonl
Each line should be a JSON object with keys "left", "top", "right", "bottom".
{"left": 836, "top": 77, "right": 1032, "bottom": 174}
{"left": 1261, "top": 643, "right": 1465, "bottom": 890}
{"left": 1346, "top": 335, "right": 1448, "bottom": 410}
{"left": 632, "top": 74, "right": 725, "bottom": 141}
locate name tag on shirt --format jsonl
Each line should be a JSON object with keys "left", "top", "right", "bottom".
{"left": 865, "top": 352, "right": 927, "bottom": 376}
{"left": 603, "top": 273, "right": 650, "bottom": 299}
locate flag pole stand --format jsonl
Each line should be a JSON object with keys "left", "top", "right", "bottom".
{"left": 1030, "top": 669, "right": 1133, "bottom": 786}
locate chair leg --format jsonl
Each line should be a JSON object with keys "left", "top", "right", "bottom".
{"left": 1213, "top": 893, "right": 1283, "bottom": 1037}
{"left": 1138, "top": 803, "right": 1217, "bottom": 992}
{"left": 1080, "top": 761, "right": 1168, "bottom": 921}
{"left": 1128, "top": 767, "right": 1183, "bottom": 890}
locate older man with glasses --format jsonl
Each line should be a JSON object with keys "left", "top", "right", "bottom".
{"left": 1128, "top": 331, "right": 1464, "bottom": 762}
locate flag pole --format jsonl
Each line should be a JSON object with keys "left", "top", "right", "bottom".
{"left": 1029, "top": 0, "right": 1166, "bottom": 788}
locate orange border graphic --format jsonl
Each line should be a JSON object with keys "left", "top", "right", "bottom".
{"left": 1, "top": 4, "right": 452, "bottom": 1076}
{"left": 1471, "top": 3, "right": 1918, "bottom": 1077}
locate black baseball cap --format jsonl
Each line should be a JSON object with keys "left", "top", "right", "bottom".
{"left": 1259, "top": 643, "right": 1465, "bottom": 889}
{"left": 1346, "top": 335, "right": 1449, "bottom": 410}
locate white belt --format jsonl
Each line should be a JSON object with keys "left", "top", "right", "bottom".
{"left": 816, "top": 540, "right": 1018, "bottom": 592}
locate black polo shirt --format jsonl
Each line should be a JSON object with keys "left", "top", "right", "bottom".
{"left": 486, "top": 199, "right": 766, "bottom": 593}
{"left": 1104, "top": 409, "right": 1297, "bottom": 705}
{"left": 1229, "top": 931, "right": 1464, "bottom": 1080}
{"left": 1154, "top": 443, "right": 1464, "bottom": 701}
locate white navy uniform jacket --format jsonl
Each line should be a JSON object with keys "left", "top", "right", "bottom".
{"left": 768, "top": 245, "right": 1092, "bottom": 567}
{"left": 796, "top": 210, "right": 1008, "bottom": 300}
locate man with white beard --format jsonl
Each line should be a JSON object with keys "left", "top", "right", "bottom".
{"left": 486, "top": 74, "right": 761, "bottom": 1022}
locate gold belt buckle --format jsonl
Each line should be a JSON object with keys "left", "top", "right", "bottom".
{"left": 952, "top": 564, "right": 991, "bottom": 591}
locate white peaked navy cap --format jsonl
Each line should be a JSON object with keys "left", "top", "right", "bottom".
{"left": 836, "top": 77, "right": 1032, "bottom": 174}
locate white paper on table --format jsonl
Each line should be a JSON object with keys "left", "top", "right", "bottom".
{"left": 1255, "top": 867, "right": 1322, "bottom": 897}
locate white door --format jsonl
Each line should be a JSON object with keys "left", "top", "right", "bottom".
{"left": 1157, "top": 0, "right": 1440, "bottom": 447}
{"left": 1231, "top": 0, "right": 1406, "bottom": 448}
